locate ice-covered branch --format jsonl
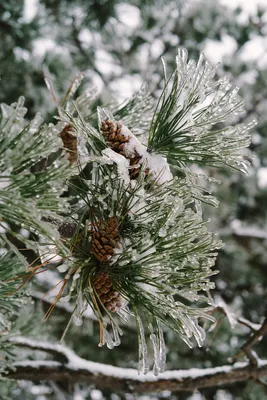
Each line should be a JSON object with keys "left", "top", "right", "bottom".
{"left": 5, "top": 337, "right": 267, "bottom": 392}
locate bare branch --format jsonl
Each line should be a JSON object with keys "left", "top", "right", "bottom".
{"left": 5, "top": 337, "right": 267, "bottom": 393}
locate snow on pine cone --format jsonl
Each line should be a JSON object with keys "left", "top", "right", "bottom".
{"left": 93, "top": 271, "right": 122, "bottom": 312}
{"left": 60, "top": 125, "right": 77, "bottom": 164}
{"left": 100, "top": 119, "right": 145, "bottom": 179}
{"left": 90, "top": 216, "right": 120, "bottom": 263}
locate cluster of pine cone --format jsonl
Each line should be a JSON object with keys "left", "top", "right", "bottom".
{"left": 90, "top": 216, "right": 122, "bottom": 313}
{"left": 58, "top": 120, "right": 145, "bottom": 313}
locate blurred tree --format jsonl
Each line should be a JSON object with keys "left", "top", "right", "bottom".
{"left": 1, "top": 0, "right": 267, "bottom": 399}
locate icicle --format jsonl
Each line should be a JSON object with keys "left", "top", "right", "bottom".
{"left": 149, "top": 324, "right": 160, "bottom": 376}
{"left": 73, "top": 292, "right": 87, "bottom": 327}
{"left": 102, "top": 326, "right": 115, "bottom": 349}
{"left": 149, "top": 322, "right": 166, "bottom": 376}
{"left": 135, "top": 313, "right": 149, "bottom": 374}
{"left": 158, "top": 321, "right": 166, "bottom": 373}
{"left": 111, "top": 320, "right": 122, "bottom": 347}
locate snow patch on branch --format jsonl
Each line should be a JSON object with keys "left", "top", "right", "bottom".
{"left": 102, "top": 148, "right": 130, "bottom": 185}
{"left": 144, "top": 152, "right": 173, "bottom": 185}
{"left": 121, "top": 124, "right": 173, "bottom": 184}
{"left": 11, "top": 336, "right": 267, "bottom": 383}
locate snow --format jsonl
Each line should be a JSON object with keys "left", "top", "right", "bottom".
{"left": 11, "top": 336, "right": 267, "bottom": 382}
{"left": 257, "top": 167, "right": 267, "bottom": 189}
{"left": 95, "top": 49, "right": 122, "bottom": 76}
{"left": 116, "top": 3, "right": 141, "bottom": 29}
{"left": 39, "top": 245, "right": 63, "bottom": 264}
{"left": 23, "top": 0, "right": 38, "bottom": 23}
{"left": 120, "top": 124, "right": 173, "bottom": 184}
{"left": 239, "top": 36, "right": 267, "bottom": 70}
{"left": 237, "top": 317, "right": 261, "bottom": 331}
{"left": 109, "top": 75, "right": 143, "bottom": 102}
{"left": 226, "top": 219, "right": 267, "bottom": 239}
{"left": 144, "top": 153, "right": 173, "bottom": 185}
{"left": 234, "top": 226, "right": 267, "bottom": 240}
{"left": 91, "top": 389, "right": 103, "bottom": 400}
{"left": 102, "top": 125, "right": 172, "bottom": 185}
{"left": 187, "top": 393, "right": 205, "bottom": 400}
{"left": 203, "top": 35, "right": 237, "bottom": 64}
{"left": 102, "top": 148, "right": 130, "bottom": 185}
{"left": 215, "top": 390, "right": 233, "bottom": 400}
{"left": 221, "top": 0, "right": 267, "bottom": 22}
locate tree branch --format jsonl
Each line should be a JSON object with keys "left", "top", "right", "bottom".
{"left": 5, "top": 337, "right": 267, "bottom": 393}
{"left": 241, "top": 318, "right": 267, "bottom": 366}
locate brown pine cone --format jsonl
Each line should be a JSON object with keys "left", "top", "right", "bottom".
{"left": 90, "top": 216, "right": 120, "bottom": 263}
{"left": 60, "top": 125, "right": 77, "bottom": 164}
{"left": 93, "top": 271, "right": 122, "bottom": 312}
{"left": 100, "top": 120, "right": 129, "bottom": 155}
{"left": 58, "top": 221, "right": 77, "bottom": 238}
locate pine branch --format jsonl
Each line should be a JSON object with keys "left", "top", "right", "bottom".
{"left": 0, "top": 48, "right": 255, "bottom": 374}
{"left": 5, "top": 337, "right": 267, "bottom": 392}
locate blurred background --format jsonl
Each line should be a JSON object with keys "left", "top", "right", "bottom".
{"left": 1, "top": 0, "right": 267, "bottom": 399}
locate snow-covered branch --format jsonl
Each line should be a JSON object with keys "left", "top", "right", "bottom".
{"left": 219, "top": 226, "right": 267, "bottom": 241}
{"left": 5, "top": 337, "right": 267, "bottom": 393}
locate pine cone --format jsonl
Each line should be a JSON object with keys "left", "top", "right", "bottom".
{"left": 100, "top": 120, "right": 129, "bottom": 155}
{"left": 58, "top": 221, "right": 77, "bottom": 238}
{"left": 90, "top": 216, "right": 120, "bottom": 263}
{"left": 60, "top": 125, "right": 77, "bottom": 164}
{"left": 93, "top": 271, "right": 122, "bottom": 312}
